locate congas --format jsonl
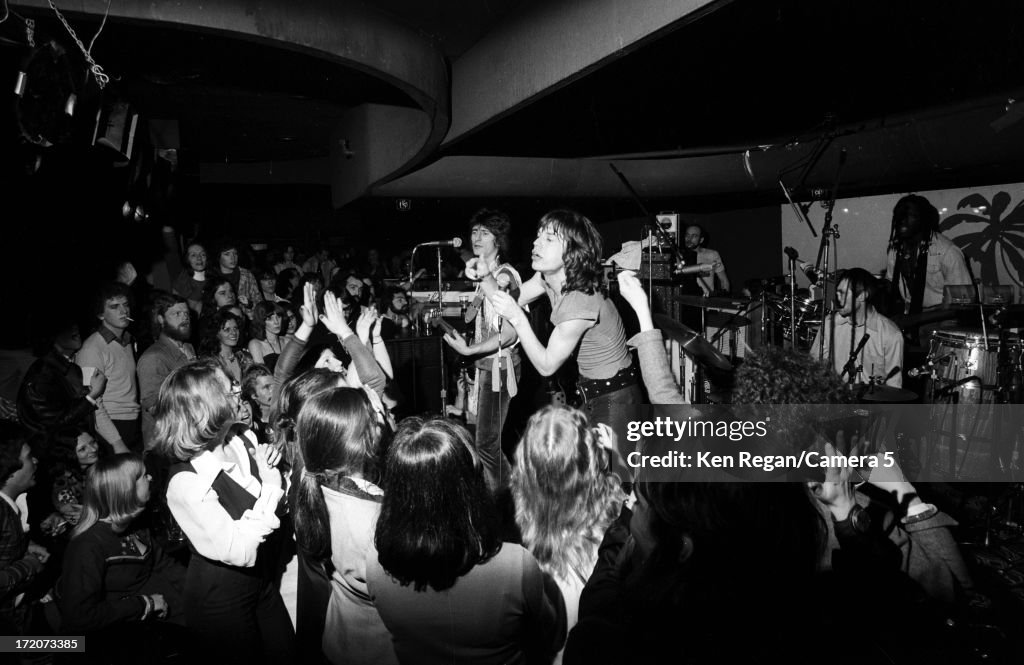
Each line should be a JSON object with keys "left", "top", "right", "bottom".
{"left": 923, "top": 328, "right": 1019, "bottom": 480}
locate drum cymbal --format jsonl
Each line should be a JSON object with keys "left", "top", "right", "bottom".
{"left": 855, "top": 384, "right": 919, "bottom": 403}
{"left": 704, "top": 310, "right": 751, "bottom": 328}
{"left": 675, "top": 294, "right": 752, "bottom": 309}
{"left": 653, "top": 314, "right": 733, "bottom": 372}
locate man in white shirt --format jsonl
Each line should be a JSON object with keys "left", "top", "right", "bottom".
{"left": 813, "top": 268, "right": 904, "bottom": 387}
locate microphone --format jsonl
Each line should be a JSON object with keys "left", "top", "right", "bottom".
{"left": 840, "top": 333, "right": 870, "bottom": 379}
{"left": 418, "top": 238, "right": 463, "bottom": 248}
{"left": 884, "top": 366, "right": 901, "bottom": 382}
{"left": 783, "top": 246, "right": 800, "bottom": 262}
{"left": 906, "top": 353, "right": 954, "bottom": 378}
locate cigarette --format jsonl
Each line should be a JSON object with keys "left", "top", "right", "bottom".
{"left": 125, "top": 316, "right": 135, "bottom": 322}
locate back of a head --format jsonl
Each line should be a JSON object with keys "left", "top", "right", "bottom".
{"left": 154, "top": 359, "right": 235, "bottom": 461}
{"left": 74, "top": 453, "right": 147, "bottom": 537}
{"left": 297, "top": 387, "right": 380, "bottom": 482}
{"left": 272, "top": 368, "right": 347, "bottom": 447}
{"left": 512, "top": 406, "right": 623, "bottom": 578}
{"left": 376, "top": 417, "right": 500, "bottom": 591}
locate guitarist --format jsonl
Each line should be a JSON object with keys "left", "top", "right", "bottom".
{"left": 443, "top": 209, "right": 523, "bottom": 492}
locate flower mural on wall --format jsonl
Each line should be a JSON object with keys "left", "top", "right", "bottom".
{"left": 939, "top": 191, "right": 1024, "bottom": 287}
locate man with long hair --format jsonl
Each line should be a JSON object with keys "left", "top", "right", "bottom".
{"left": 443, "top": 208, "right": 522, "bottom": 491}
{"left": 885, "top": 194, "right": 970, "bottom": 314}
{"left": 812, "top": 268, "right": 904, "bottom": 387}
{"left": 488, "top": 209, "right": 641, "bottom": 431}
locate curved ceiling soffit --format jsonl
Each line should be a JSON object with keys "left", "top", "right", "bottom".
{"left": 14, "top": 0, "right": 451, "bottom": 191}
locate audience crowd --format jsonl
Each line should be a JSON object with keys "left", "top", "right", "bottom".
{"left": 0, "top": 236, "right": 986, "bottom": 665}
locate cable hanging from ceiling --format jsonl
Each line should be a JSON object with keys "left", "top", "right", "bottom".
{"left": 47, "top": 0, "right": 112, "bottom": 89}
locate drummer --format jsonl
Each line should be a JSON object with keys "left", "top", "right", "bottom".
{"left": 682, "top": 224, "right": 730, "bottom": 296}
{"left": 812, "top": 268, "right": 904, "bottom": 387}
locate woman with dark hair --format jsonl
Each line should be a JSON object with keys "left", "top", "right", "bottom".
{"left": 156, "top": 359, "right": 295, "bottom": 664}
{"left": 293, "top": 388, "right": 396, "bottom": 665}
{"left": 199, "top": 307, "right": 253, "bottom": 383}
{"left": 172, "top": 242, "right": 209, "bottom": 314}
{"left": 256, "top": 269, "right": 278, "bottom": 304}
{"left": 368, "top": 417, "right": 566, "bottom": 665}
{"left": 35, "top": 426, "right": 102, "bottom": 537}
{"left": 269, "top": 369, "right": 346, "bottom": 665}
{"left": 248, "top": 301, "right": 286, "bottom": 370}
{"left": 202, "top": 276, "right": 237, "bottom": 314}
{"left": 275, "top": 268, "right": 300, "bottom": 304}
{"left": 57, "top": 454, "right": 187, "bottom": 663}
{"left": 511, "top": 406, "right": 624, "bottom": 664}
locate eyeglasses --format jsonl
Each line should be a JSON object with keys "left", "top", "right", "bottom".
{"left": 229, "top": 382, "right": 242, "bottom": 400}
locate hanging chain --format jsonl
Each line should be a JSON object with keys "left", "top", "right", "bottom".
{"left": 48, "top": 0, "right": 110, "bottom": 88}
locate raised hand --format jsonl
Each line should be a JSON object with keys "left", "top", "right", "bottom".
{"left": 299, "top": 282, "right": 319, "bottom": 328}
{"left": 356, "top": 306, "right": 378, "bottom": 344}
{"left": 319, "top": 292, "right": 354, "bottom": 338}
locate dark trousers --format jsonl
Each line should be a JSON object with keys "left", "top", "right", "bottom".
{"left": 295, "top": 553, "right": 332, "bottom": 665}
{"left": 184, "top": 555, "right": 296, "bottom": 665}
{"left": 112, "top": 416, "right": 142, "bottom": 454}
{"left": 583, "top": 382, "right": 643, "bottom": 484}
{"left": 476, "top": 365, "right": 522, "bottom": 492}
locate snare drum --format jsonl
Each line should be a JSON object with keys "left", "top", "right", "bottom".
{"left": 924, "top": 328, "right": 1020, "bottom": 480}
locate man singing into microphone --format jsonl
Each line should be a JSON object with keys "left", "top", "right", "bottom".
{"left": 812, "top": 268, "right": 904, "bottom": 387}
{"left": 487, "top": 209, "right": 641, "bottom": 430}
{"left": 443, "top": 209, "right": 523, "bottom": 491}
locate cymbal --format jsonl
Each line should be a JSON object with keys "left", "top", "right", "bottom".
{"left": 675, "top": 294, "right": 752, "bottom": 309}
{"left": 855, "top": 384, "right": 919, "bottom": 403}
{"left": 653, "top": 314, "right": 733, "bottom": 372}
{"left": 704, "top": 311, "right": 751, "bottom": 328}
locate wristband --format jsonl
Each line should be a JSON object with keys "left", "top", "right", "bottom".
{"left": 902, "top": 503, "right": 938, "bottom": 525}
{"left": 141, "top": 594, "right": 153, "bottom": 620}
{"left": 85, "top": 395, "right": 98, "bottom": 406}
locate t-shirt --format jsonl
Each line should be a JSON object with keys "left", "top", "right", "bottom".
{"left": 549, "top": 290, "right": 631, "bottom": 380}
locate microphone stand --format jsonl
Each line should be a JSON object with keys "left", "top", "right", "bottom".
{"left": 788, "top": 256, "right": 797, "bottom": 349}
{"left": 436, "top": 246, "right": 447, "bottom": 411}
{"left": 840, "top": 333, "right": 870, "bottom": 383}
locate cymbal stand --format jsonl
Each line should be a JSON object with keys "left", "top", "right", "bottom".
{"left": 818, "top": 224, "right": 839, "bottom": 360}
{"left": 787, "top": 256, "right": 797, "bottom": 349}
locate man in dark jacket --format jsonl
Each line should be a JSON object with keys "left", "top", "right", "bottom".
{"left": 17, "top": 323, "right": 106, "bottom": 434}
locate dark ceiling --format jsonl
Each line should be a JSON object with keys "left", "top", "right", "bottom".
{"left": 3, "top": 0, "right": 1024, "bottom": 196}
{"left": 448, "top": 0, "right": 1024, "bottom": 158}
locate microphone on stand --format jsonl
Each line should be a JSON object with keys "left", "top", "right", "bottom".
{"left": 933, "top": 376, "right": 980, "bottom": 400}
{"left": 784, "top": 246, "right": 800, "bottom": 262}
{"left": 840, "top": 333, "right": 870, "bottom": 380}
{"left": 418, "top": 238, "right": 464, "bottom": 248}
{"left": 884, "top": 366, "right": 901, "bottom": 383}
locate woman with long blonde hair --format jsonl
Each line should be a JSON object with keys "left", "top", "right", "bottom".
{"left": 58, "top": 454, "right": 187, "bottom": 662}
{"left": 511, "top": 405, "right": 625, "bottom": 660}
